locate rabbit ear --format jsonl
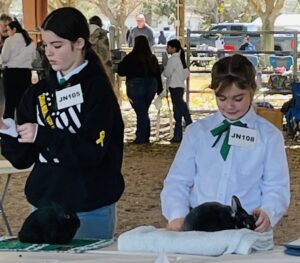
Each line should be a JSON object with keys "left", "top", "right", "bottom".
{"left": 231, "top": 195, "right": 242, "bottom": 215}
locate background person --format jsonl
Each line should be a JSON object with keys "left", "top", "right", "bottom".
{"left": 0, "top": 7, "right": 125, "bottom": 240}
{"left": 1, "top": 20, "right": 36, "bottom": 119}
{"left": 89, "top": 15, "right": 113, "bottom": 83}
{"left": 0, "top": 14, "right": 12, "bottom": 117}
{"left": 239, "top": 35, "right": 256, "bottom": 51}
{"left": 158, "top": 30, "right": 166, "bottom": 45}
{"left": 161, "top": 54, "right": 290, "bottom": 233}
{"left": 163, "top": 39, "right": 192, "bottom": 143}
{"left": 127, "top": 14, "right": 154, "bottom": 47}
{"left": 118, "top": 35, "right": 162, "bottom": 144}
{"left": 0, "top": 13, "right": 12, "bottom": 52}
{"left": 215, "top": 33, "right": 225, "bottom": 59}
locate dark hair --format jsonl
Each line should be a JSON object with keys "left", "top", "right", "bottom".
{"left": 210, "top": 54, "right": 257, "bottom": 96}
{"left": 8, "top": 20, "right": 32, "bottom": 46}
{"left": 0, "top": 14, "right": 12, "bottom": 22}
{"left": 89, "top": 16, "right": 103, "bottom": 28}
{"left": 41, "top": 7, "right": 108, "bottom": 80}
{"left": 131, "top": 35, "right": 156, "bottom": 75}
{"left": 132, "top": 35, "right": 152, "bottom": 55}
{"left": 167, "top": 39, "right": 187, "bottom": 69}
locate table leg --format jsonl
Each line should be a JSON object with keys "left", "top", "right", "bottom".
{"left": 0, "top": 174, "right": 12, "bottom": 235}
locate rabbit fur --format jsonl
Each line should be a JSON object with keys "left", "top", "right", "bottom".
{"left": 18, "top": 203, "right": 80, "bottom": 244}
{"left": 183, "top": 195, "right": 256, "bottom": 231}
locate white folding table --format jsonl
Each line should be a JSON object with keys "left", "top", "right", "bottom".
{"left": 0, "top": 160, "right": 32, "bottom": 235}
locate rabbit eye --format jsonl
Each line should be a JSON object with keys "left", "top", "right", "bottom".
{"left": 64, "top": 214, "right": 70, "bottom": 219}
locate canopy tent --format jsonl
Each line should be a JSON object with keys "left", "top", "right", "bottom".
{"left": 252, "top": 14, "right": 300, "bottom": 31}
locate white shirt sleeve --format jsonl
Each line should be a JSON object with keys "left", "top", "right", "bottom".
{"left": 161, "top": 126, "right": 197, "bottom": 221}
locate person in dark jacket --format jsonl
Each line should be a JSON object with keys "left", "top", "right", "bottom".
{"left": 118, "top": 35, "right": 162, "bottom": 144}
{"left": 0, "top": 7, "right": 125, "bottom": 240}
{"left": 158, "top": 31, "right": 166, "bottom": 45}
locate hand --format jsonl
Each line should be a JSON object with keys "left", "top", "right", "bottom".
{"left": 0, "top": 119, "right": 8, "bottom": 129}
{"left": 166, "top": 218, "right": 185, "bottom": 231}
{"left": 253, "top": 208, "right": 271, "bottom": 232}
{"left": 17, "top": 123, "right": 37, "bottom": 143}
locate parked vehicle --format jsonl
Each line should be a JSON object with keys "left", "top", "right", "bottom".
{"left": 191, "top": 22, "right": 297, "bottom": 51}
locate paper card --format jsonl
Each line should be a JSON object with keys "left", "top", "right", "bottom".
{"left": 56, "top": 84, "right": 83, "bottom": 110}
{"left": 228, "top": 125, "right": 257, "bottom": 149}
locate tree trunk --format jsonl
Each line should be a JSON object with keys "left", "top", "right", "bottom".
{"left": 247, "top": 0, "right": 284, "bottom": 51}
{"left": 261, "top": 17, "right": 275, "bottom": 51}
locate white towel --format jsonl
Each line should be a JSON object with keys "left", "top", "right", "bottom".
{"left": 118, "top": 226, "right": 274, "bottom": 256}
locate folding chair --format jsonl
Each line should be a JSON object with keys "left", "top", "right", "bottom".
{"left": 243, "top": 54, "right": 259, "bottom": 68}
{"left": 285, "top": 82, "right": 300, "bottom": 140}
{"left": 268, "top": 55, "right": 294, "bottom": 91}
{"left": 269, "top": 55, "right": 294, "bottom": 71}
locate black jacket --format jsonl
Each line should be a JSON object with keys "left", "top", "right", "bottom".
{"left": 117, "top": 52, "right": 163, "bottom": 95}
{"left": 1, "top": 62, "right": 125, "bottom": 212}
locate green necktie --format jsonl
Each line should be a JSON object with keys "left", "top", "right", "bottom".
{"left": 211, "top": 120, "right": 247, "bottom": 161}
{"left": 59, "top": 78, "right": 66, "bottom": 86}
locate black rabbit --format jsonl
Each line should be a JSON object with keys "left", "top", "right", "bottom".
{"left": 18, "top": 203, "right": 80, "bottom": 244}
{"left": 183, "top": 195, "right": 256, "bottom": 231}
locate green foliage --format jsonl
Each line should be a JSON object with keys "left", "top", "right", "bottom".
{"left": 141, "top": 0, "right": 176, "bottom": 25}
{"left": 152, "top": 0, "right": 176, "bottom": 18}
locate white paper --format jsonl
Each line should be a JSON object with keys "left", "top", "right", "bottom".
{"left": 0, "top": 118, "right": 18, "bottom": 137}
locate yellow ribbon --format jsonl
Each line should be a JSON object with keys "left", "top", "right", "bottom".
{"left": 96, "top": 130, "right": 105, "bottom": 147}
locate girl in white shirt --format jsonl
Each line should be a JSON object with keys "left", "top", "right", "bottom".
{"left": 161, "top": 54, "right": 290, "bottom": 233}
{"left": 1, "top": 20, "right": 36, "bottom": 119}
{"left": 163, "top": 39, "right": 192, "bottom": 143}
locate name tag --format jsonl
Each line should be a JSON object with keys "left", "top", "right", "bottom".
{"left": 56, "top": 84, "right": 83, "bottom": 110}
{"left": 228, "top": 125, "right": 257, "bottom": 149}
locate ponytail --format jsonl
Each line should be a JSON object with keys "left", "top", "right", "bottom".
{"left": 8, "top": 21, "right": 32, "bottom": 46}
{"left": 179, "top": 48, "right": 187, "bottom": 69}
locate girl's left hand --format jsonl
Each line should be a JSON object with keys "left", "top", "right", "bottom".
{"left": 253, "top": 208, "right": 271, "bottom": 232}
{"left": 17, "top": 123, "right": 37, "bottom": 143}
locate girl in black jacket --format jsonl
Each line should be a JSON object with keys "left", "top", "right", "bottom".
{"left": 0, "top": 7, "right": 125, "bottom": 240}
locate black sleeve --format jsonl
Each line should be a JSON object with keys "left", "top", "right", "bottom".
{"left": 239, "top": 44, "right": 246, "bottom": 51}
{"left": 1, "top": 86, "right": 40, "bottom": 169}
{"left": 117, "top": 55, "right": 130, "bottom": 76}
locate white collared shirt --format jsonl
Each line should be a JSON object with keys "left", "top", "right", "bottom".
{"left": 161, "top": 107, "right": 290, "bottom": 227}
{"left": 163, "top": 52, "right": 189, "bottom": 89}
{"left": 1, "top": 33, "right": 36, "bottom": 68}
{"left": 57, "top": 60, "right": 88, "bottom": 83}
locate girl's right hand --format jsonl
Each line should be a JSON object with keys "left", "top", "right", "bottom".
{"left": 166, "top": 218, "right": 185, "bottom": 231}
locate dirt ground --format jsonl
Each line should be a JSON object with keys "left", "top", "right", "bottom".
{"left": 0, "top": 105, "right": 300, "bottom": 246}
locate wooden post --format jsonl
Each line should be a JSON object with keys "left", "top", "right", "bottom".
{"left": 22, "top": 0, "right": 48, "bottom": 41}
{"left": 176, "top": 0, "right": 185, "bottom": 46}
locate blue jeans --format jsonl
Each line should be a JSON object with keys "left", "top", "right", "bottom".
{"left": 169, "top": 87, "right": 192, "bottom": 139}
{"left": 74, "top": 203, "right": 116, "bottom": 239}
{"left": 127, "top": 77, "right": 157, "bottom": 143}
